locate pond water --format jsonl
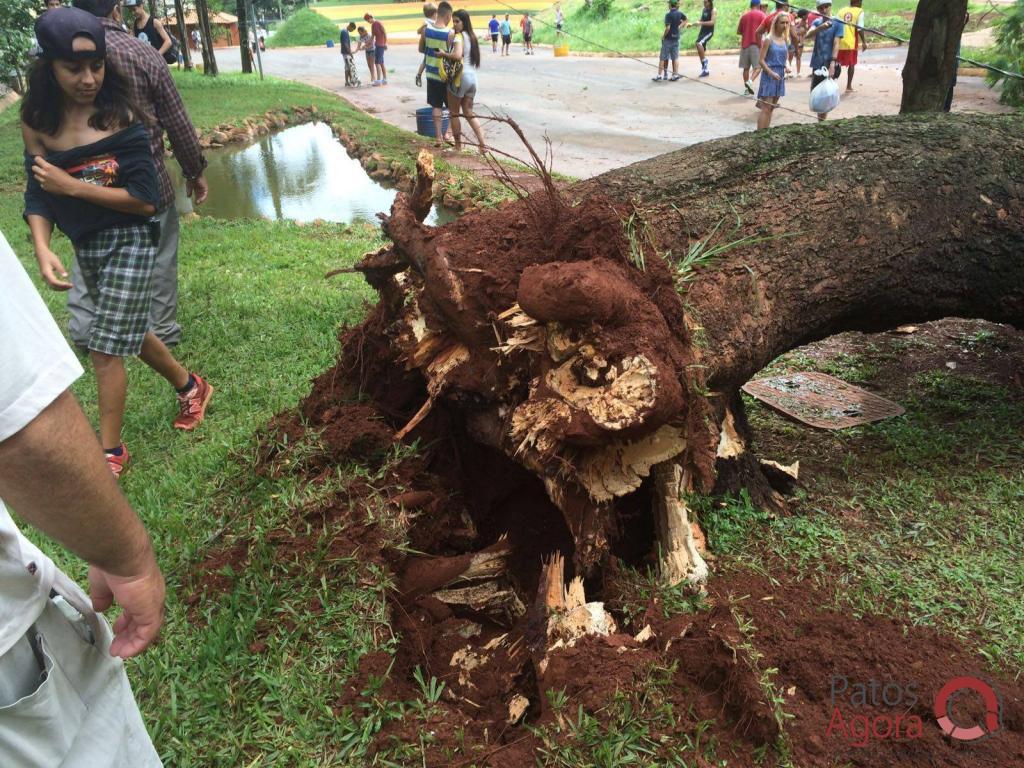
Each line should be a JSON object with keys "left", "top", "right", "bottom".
{"left": 170, "top": 122, "right": 452, "bottom": 226}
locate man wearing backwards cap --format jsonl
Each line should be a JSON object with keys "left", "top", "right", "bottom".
{"left": 69, "top": 0, "right": 207, "bottom": 352}
{"left": 0, "top": 13, "right": 164, "bottom": 764}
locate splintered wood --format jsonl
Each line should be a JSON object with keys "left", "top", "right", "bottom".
{"left": 539, "top": 552, "right": 618, "bottom": 647}
{"left": 652, "top": 462, "right": 709, "bottom": 586}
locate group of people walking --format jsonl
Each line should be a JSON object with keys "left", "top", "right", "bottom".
{"left": 488, "top": 12, "right": 539, "bottom": 56}
{"left": 339, "top": 2, "right": 490, "bottom": 153}
{"left": 737, "top": 0, "right": 866, "bottom": 127}
{"left": 655, "top": 0, "right": 868, "bottom": 128}
{"left": 654, "top": 0, "right": 717, "bottom": 81}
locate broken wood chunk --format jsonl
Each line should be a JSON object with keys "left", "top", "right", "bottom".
{"left": 545, "top": 354, "right": 659, "bottom": 432}
{"left": 535, "top": 551, "right": 618, "bottom": 648}
{"left": 507, "top": 694, "right": 530, "bottom": 724}
{"left": 652, "top": 462, "right": 709, "bottom": 586}
{"left": 409, "top": 149, "right": 435, "bottom": 223}
{"left": 633, "top": 625, "right": 655, "bottom": 644}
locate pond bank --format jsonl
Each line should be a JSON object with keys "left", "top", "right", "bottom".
{"left": 190, "top": 102, "right": 528, "bottom": 216}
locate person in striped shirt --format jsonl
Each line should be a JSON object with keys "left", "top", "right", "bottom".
{"left": 419, "top": 0, "right": 452, "bottom": 146}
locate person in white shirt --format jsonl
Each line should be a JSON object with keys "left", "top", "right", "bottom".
{"left": 0, "top": 229, "right": 164, "bottom": 766}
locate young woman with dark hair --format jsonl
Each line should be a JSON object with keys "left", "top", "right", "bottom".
{"left": 22, "top": 8, "right": 211, "bottom": 479}
{"left": 437, "top": 9, "right": 486, "bottom": 153}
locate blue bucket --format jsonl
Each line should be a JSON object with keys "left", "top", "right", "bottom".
{"left": 326, "top": 39, "right": 334, "bottom": 48}
{"left": 415, "top": 106, "right": 450, "bottom": 138}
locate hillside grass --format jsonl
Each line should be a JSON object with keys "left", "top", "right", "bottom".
{"left": 267, "top": 7, "right": 343, "bottom": 47}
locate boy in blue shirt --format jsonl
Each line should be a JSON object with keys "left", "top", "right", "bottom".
{"left": 488, "top": 14, "right": 500, "bottom": 53}
{"left": 655, "top": 0, "right": 687, "bottom": 81}
{"left": 500, "top": 14, "right": 512, "bottom": 56}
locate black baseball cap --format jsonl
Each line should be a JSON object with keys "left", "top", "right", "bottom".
{"left": 71, "top": 0, "right": 119, "bottom": 18}
{"left": 35, "top": 7, "right": 106, "bottom": 60}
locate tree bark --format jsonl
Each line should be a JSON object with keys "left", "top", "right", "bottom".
{"left": 236, "top": 0, "right": 252, "bottom": 74}
{"left": 340, "top": 113, "right": 1024, "bottom": 585}
{"left": 901, "top": 0, "right": 968, "bottom": 112}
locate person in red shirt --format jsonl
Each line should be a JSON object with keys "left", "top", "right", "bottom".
{"left": 758, "top": 1, "right": 794, "bottom": 38}
{"left": 736, "top": 0, "right": 767, "bottom": 93}
{"left": 363, "top": 12, "right": 388, "bottom": 85}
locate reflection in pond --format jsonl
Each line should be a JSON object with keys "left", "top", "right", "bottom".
{"left": 170, "top": 122, "right": 453, "bottom": 226}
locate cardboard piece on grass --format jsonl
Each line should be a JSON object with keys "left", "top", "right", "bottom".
{"left": 742, "top": 372, "right": 904, "bottom": 429}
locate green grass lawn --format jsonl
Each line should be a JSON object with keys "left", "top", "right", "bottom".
{"left": 267, "top": 8, "right": 344, "bottom": 47}
{"left": 702, "top": 359, "right": 1024, "bottom": 671}
{"left": 1, "top": 74, "right": 401, "bottom": 766}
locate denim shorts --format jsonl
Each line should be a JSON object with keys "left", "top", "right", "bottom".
{"left": 660, "top": 38, "right": 680, "bottom": 61}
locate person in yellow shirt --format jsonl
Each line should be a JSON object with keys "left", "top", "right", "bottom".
{"left": 835, "top": 0, "right": 866, "bottom": 91}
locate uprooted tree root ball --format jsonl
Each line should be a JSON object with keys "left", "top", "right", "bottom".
{"left": 209, "top": 396, "right": 1024, "bottom": 767}
{"left": 192, "top": 113, "right": 1024, "bottom": 764}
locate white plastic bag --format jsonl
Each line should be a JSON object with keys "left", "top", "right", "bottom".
{"left": 809, "top": 68, "right": 841, "bottom": 114}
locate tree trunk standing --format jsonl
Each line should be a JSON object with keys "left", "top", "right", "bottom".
{"left": 344, "top": 114, "right": 1023, "bottom": 586}
{"left": 900, "top": 0, "right": 968, "bottom": 112}
{"left": 236, "top": 0, "right": 252, "bottom": 74}
{"left": 195, "top": 0, "right": 219, "bottom": 76}
{"left": 173, "top": 0, "right": 192, "bottom": 70}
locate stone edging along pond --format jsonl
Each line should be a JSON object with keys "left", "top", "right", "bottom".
{"left": 193, "top": 105, "right": 489, "bottom": 215}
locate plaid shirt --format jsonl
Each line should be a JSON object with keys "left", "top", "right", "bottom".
{"left": 101, "top": 19, "right": 206, "bottom": 210}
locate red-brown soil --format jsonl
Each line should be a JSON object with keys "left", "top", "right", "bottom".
{"left": 185, "top": 315, "right": 1024, "bottom": 766}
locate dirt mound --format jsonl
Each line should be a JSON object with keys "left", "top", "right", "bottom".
{"left": 710, "top": 569, "right": 1024, "bottom": 768}
{"left": 221, "top": 363, "right": 1024, "bottom": 765}
{"left": 191, "top": 176, "right": 1024, "bottom": 763}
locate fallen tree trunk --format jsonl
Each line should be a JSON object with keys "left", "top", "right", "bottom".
{"left": 335, "top": 114, "right": 1024, "bottom": 588}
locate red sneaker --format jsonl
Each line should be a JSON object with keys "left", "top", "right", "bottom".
{"left": 106, "top": 444, "right": 131, "bottom": 480}
{"left": 173, "top": 373, "right": 213, "bottom": 431}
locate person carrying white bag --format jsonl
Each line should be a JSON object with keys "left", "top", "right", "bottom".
{"left": 805, "top": 0, "right": 844, "bottom": 120}
{"left": 810, "top": 67, "right": 841, "bottom": 113}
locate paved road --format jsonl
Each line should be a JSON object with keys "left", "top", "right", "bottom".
{"left": 221, "top": 44, "right": 1009, "bottom": 178}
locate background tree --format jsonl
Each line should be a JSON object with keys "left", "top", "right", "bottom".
{"left": 0, "top": 0, "right": 34, "bottom": 94}
{"left": 195, "top": 0, "right": 219, "bottom": 75}
{"left": 988, "top": 0, "right": 1024, "bottom": 106}
{"left": 236, "top": 0, "right": 252, "bottom": 73}
{"left": 901, "top": 0, "right": 970, "bottom": 112}
{"left": 173, "top": 0, "right": 192, "bottom": 70}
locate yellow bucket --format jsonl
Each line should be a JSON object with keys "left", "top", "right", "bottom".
{"left": 554, "top": 42, "right": 570, "bottom": 57}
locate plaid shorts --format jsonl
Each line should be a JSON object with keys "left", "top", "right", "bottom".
{"left": 74, "top": 224, "right": 157, "bottom": 357}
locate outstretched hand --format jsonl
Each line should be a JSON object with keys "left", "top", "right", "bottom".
{"left": 186, "top": 173, "right": 209, "bottom": 205}
{"left": 88, "top": 557, "right": 166, "bottom": 659}
{"left": 36, "top": 248, "right": 72, "bottom": 291}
